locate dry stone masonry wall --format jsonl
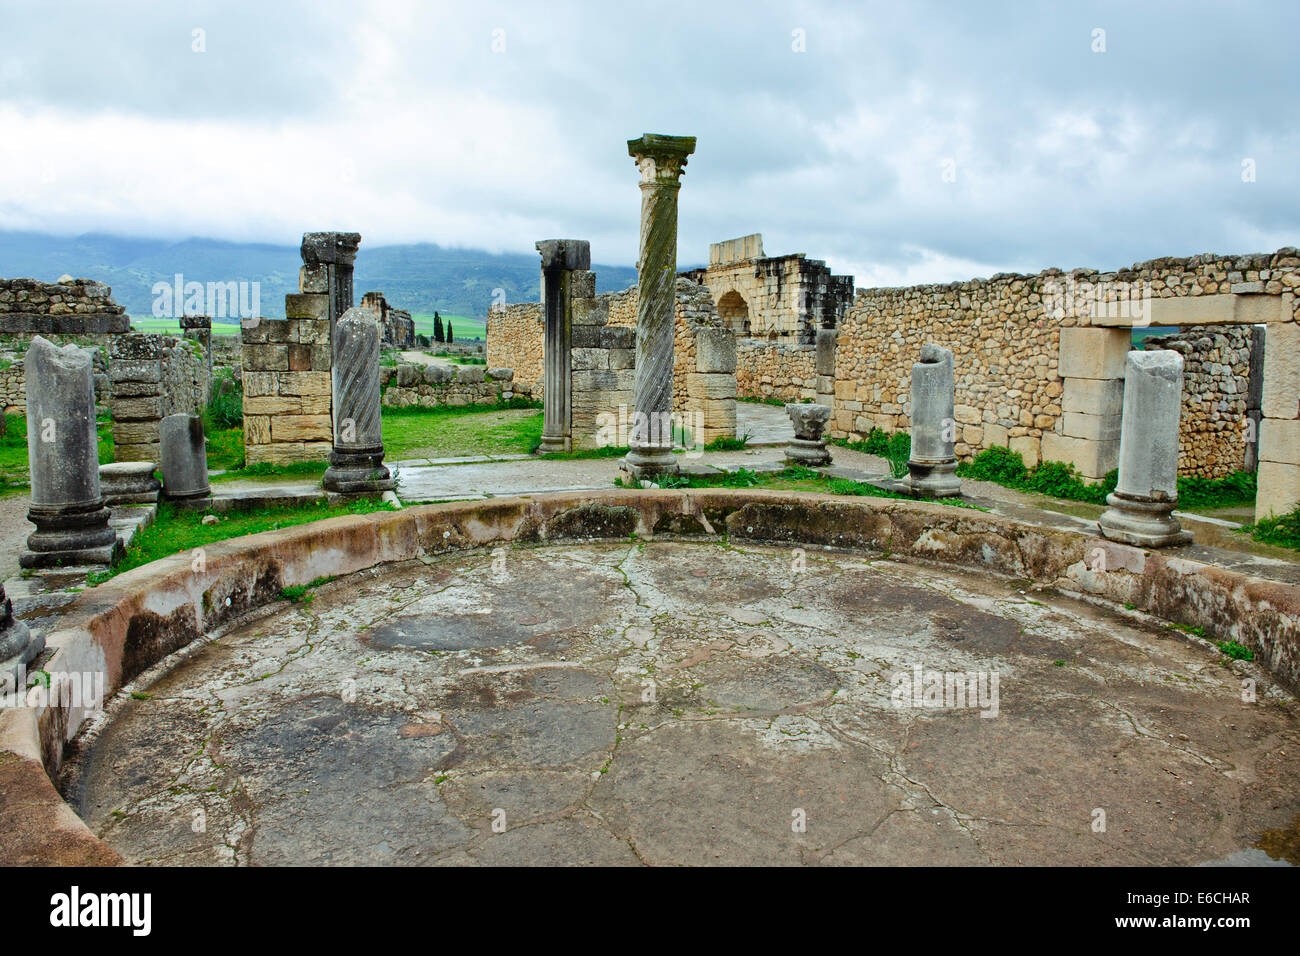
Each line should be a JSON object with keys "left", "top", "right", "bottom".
{"left": 380, "top": 363, "right": 530, "bottom": 408}
{"left": 108, "top": 334, "right": 206, "bottom": 462}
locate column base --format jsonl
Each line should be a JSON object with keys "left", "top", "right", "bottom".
{"left": 21, "top": 501, "right": 121, "bottom": 569}
{"left": 322, "top": 447, "right": 397, "bottom": 495}
{"left": 785, "top": 438, "right": 831, "bottom": 467}
{"left": 537, "top": 434, "right": 571, "bottom": 455}
{"left": 0, "top": 618, "right": 43, "bottom": 695}
{"left": 620, "top": 442, "right": 679, "bottom": 483}
{"left": 907, "top": 459, "right": 962, "bottom": 498}
{"left": 1098, "top": 492, "right": 1193, "bottom": 548}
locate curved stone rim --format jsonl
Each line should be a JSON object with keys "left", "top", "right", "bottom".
{"left": 2, "top": 487, "right": 1298, "bottom": 865}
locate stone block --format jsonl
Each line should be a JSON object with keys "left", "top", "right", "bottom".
{"left": 113, "top": 420, "right": 160, "bottom": 445}
{"left": 243, "top": 394, "right": 312, "bottom": 415}
{"left": 109, "top": 396, "right": 163, "bottom": 421}
{"left": 600, "top": 326, "right": 635, "bottom": 350}
{"left": 293, "top": 318, "right": 331, "bottom": 345}
{"left": 815, "top": 328, "right": 837, "bottom": 375}
{"left": 1008, "top": 434, "right": 1040, "bottom": 468}
{"left": 570, "top": 298, "right": 606, "bottom": 327}
{"left": 607, "top": 349, "right": 635, "bottom": 369}
{"left": 107, "top": 381, "right": 161, "bottom": 398}
{"left": 1062, "top": 377, "right": 1125, "bottom": 417}
{"left": 245, "top": 345, "right": 288, "bottom": 371}
{"left": 113, "top": 442, "right": 159, "bottom": 463}
{"left": 1262, "top": 322, "right": 1300, "bottom": 419}
{"left": 695, "top": 328, "right": 737, "bottom": 373}
{"left": 572, "top": 348, "right": 608, "bottom": 371}
{"left": 535, "top": 239, "right": 591, "bottom": 272}
{"left": 1136, "top": 292, "right": 1288, "bottom": 328}
{"left": 569, "top": 271, "right": 596, "bottom": 299}
{"left": 456, "top": 365, "right": 487, "bottom": 384}
{"left": 278, "top": 371, "right": 332, "bottom": 398}
{"left": 242, "top": 372, "right": 278, "bottom": 397}
{"left": 244, "top": 416, "right": 271, "bottom": 445}
{"left": 285, "top": 293, "right": 329, "bottom": 320}
{"left": 108, "top": 333, "right": 161, "bottom": 361}
{"left": 288, "top": 344, "right": 313, "bottom": 371}
{"left": 571, "top": 326, "right": 601, "bottom": 348}
{"left": 1259, "top": 418, "right": 1300, "bottom": 465}
{"left": 270, "top": 414, "right": 332, "bottom": 442}
{"left": 983, "top": 422, "right": 1009, "bottom": 447}
{"left": 299, "top": 264, "right": 329, "bottom": 294}
{"left": 241, "top": 317, "right": 288, "bottom": 344}
{"left": 1256, "top": 460, "right": 1300, "bottom": 519}
{"left": 108, "top": 360, "right": 162, "bottom": 384}
{"left": 1058, "top": 327, "right": 1131, "bottom": 380}
{"left": 686, "top": 373, "right": 737, "bottom": 401}
{"left": 1062, "top": 411, "right": 1122, "bottom": 442}
{"left": 1040, "top": 432, "right": 1119, "bottom": 479}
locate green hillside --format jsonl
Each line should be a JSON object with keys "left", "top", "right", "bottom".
{"left": 0, "top": 231, "right": 644, "bottom": 334}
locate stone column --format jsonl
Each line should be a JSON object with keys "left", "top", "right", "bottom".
{"left": 0, "top": 581, "right": 41, "bottom": 693}
{"left": 786, "top": 404, "right": 832, "bottom": 466}
{"left": 21, "top": 337, "right": 120, "bottom": 569}
{"left": 815, "top": 328, "right": 837, "bottom": 409}
{"left": 1099, "top": 350, "right": 1193, "bottom": 547}
{"left": 161, "top": 414, "right": 211, "bottom": 500}
{"left": 536, "top": 240, "right": 591, "bottom": 453}
{"left": 689, "top": 327, "right": 737, "bottom": 445}
{"left": 621, "top": 133, "right": 696, "bottom": 480}
{"left": 323, "top": 307, "right": 395, "bottom": 494}
{"left": 300, "top": 232, "right": 361, "bottom": 333}
{"left": 907, "top": 344, "right": 962, "bottom": 498}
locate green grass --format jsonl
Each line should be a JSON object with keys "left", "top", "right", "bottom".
{"left": 127, "top": 317, "right": 240, "bottom": 336}
{"left": 536, "top": 444, "right": 629, "bottom": 461}
{"left": 381, "top": 402, "right": 543, "bottom": 459}
{"left": 832, "top": 429, "right": 911, "bottom": 479}
{"left": 955, "top": 444, "right": 1257, "bottom": 510}
{"left": 1216, "top": 639, "right": 1254, "bottom": 661}
{"left": 411, "top": 313, "right": 484, "bottom": 342}
{"left": 1244, "top": 506, "right": 1300, "bottom": 550}
{"left": 738, "top": 395, "right": 789, "bottom": 407}
{"left": 88, "top": 498, "right": 397, "bottom": 585}
{"left": 0, "top": 413, "right": 113, "bottom": 485}
{"left": 213, "top": 458, "right": 328, "bottom": 482}
{"left": 641, "top": 463, "right": 981, "bottom": 509}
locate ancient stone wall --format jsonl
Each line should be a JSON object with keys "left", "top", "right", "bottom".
{"left": 1158, "top": 326, "right": 1254, "bottom": 479}
{"left": 380, "top": 364, "right": 531, "bottom": 409}
{"left": 831, "top": 249, "right": 1300, "bottom": 480}
{"left": 359, "top": 291, "right": 415, "bottom": 350}
{"left": 0, "top": 277, "right": 131, "bottom": 335}
{"left": 735, "top": 339, "right": 817, "bottom": 403}
{"left": 486, "top": 279, "right": 721, "bottom": 418}
{"left": 486, "top": 303, "right": 544, "bottom": 391}
{"left": 108, "top": 333, "right": 206, "bottom": 462}
{"left": 240, "top": 296, "right": 333, "bottom": 465}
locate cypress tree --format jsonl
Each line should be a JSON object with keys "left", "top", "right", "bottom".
{"left": 447, "top": 321, "right": 454, "bottom": 344}
{"left": 433, "top": 311, "right": 444, "bottom": 343}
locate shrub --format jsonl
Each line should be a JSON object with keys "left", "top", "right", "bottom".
{"left": 204, "top": 367, "right": 243, "bottom": 431}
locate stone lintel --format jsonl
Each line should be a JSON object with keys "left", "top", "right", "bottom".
{"left": 301, "top": 232, "right": 362, "bottom": 268}
{"left": 536, "top": 240, "right": 591, "bottom": 272}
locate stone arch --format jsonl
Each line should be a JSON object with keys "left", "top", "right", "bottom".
{"left": 716, "top": 290, "right": 750, "bottom": 335}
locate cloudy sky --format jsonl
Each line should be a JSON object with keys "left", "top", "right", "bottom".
{"left": 1, "top": 0, "right": 1296, "bottom": 286}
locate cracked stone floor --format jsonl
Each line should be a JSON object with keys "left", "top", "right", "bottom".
{"left": 64, "top": 540, "right": 1300, "bottom": 866}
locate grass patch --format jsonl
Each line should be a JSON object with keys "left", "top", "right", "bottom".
{"left": 832, "top": 429, "right": 911, "bottom": 479}
{"left": 536, "top": 444, "right": 629, "bottom": 461}
{"left": 0, "top": 413, "right": 113, "bottom": 485}
{"left": 381, "top": 401, "right": 543, "bottom": 459}
{"left": 638, "top": 463, "right": 981, "bottom": 509}
{"left": 88, "top": 498, "right": 396, "bottom": 585}
{"left": 1216, "top": 640, "right": 1254, "bottom": 661}
{"left": 738, "top": 396, "right": 788, "bottom": 407}
{"left": 214, "top": 459, "right": 328, "bottom": 482}
{"left": 280, "top": 575, "right": 335, "bottom": 605}
{"left": 1243, "top": 505, "right": 1300, "bottom": 550}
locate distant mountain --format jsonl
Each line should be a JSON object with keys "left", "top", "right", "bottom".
{"left": 0, "top": 231, "right": 645, "bottom": 324}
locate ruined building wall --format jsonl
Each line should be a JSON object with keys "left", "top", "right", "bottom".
{"left": 1159, "top": 325, "right": 1255, "bottom": 479}
{"left": 735, "top": 339, "right": 817, "bottom": 403}
{"left": 108, "top": 333, "right": 206, "bottom": 462}
{"left": 486, "top": 279, "right": 721, "bottom": 416}
{"left": 831, "top": 249, "right": 1300, "bottom": 478}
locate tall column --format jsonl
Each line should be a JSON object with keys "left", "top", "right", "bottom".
{"left": 21, "top": 337, "right": 120, "bottom": 568}
{"left": 300, "top": 232, "right": 362, "bottom": 333}
{"left": 1099, "top": 350, "right": 1193, "bottom": 547}
{"left": 907, "top": 344, "right": 962, "bottom": 498}
{"left": 536, "top": 239, "right": 591, "bottom": 454}
{"left": 323, "top": 307, "right": 395, "bottom": 495}
{"left": 621, "top": 133, "right": 696, "bottom": 480}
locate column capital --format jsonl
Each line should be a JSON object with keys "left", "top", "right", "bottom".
{"left": 627, "top": 133, "right": 696, "bottom": 185}
{"left": 535, "top": 239, "right": 591, "bottom": 272}
{"left": 301, "top": 231, "right": 362, "bottom": 268}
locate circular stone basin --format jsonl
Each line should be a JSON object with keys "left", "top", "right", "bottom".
{"left": 65, "top": 540, "right": 1300, "bottom": 866}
